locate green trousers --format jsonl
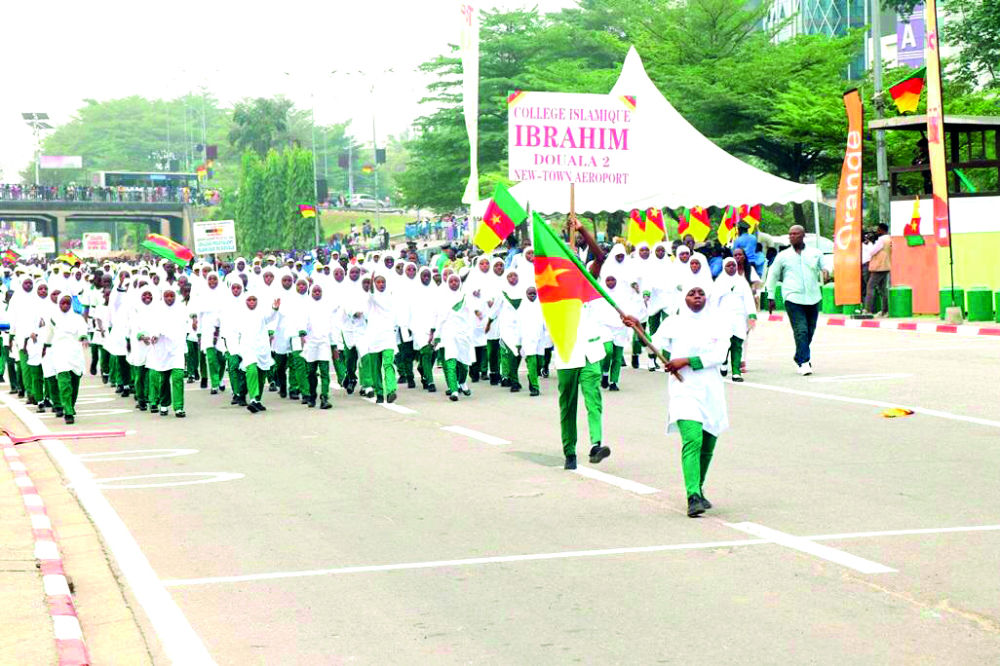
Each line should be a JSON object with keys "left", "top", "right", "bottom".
{"left": 500, "top": 342, "right": 521, "bottom": 384}
{"left": 359, "top": 352, "right": 374, "bottom": 390}
{"left": 631, "top": 320, "right": 650, "bottom": 356}
{"left": 486, "top": 339, "right": 501, "bottom": 378}
{"left": 469, "top": 346, "right": 486, "bottom": 381}
{"left": 601, "top": 342, "right": 624, "bottom": 384}
{"left": 525, "top": 355, "right": 542, "bottom": 392}
{"left": 56, "top": 371, "right": 81, "bottom": 417}
{"left": 99, "top": 347, "right": 111, "bottom": 376}
{"left": 290, "top": 350, "right": 307, "bottom": 394}
{"left": 557, "top": 361, "right": 603, "bottom": 457}
{"left": 728, "top": 336, "right": 744, "bottom": 378}
{"left": 203, "top": 349, "right": 222, "bottom": 389}
{"left": 185, "top": 341, "right": 200, "bottom": 378}
{"left": 332, "top": 349, "right": 347, "bottom": 386}
{"left": 416, "top": 345, "right": 435, "bottom": 387}
{"left": 45, "top": 375, "right": 59, "bottom": 408}
{"left": 344, "top": 347, "right": 359, "bottom": 387}
{"left": 678, "top": 420, "right": 718, "bottom": 498}
{"left": 273, "top": 353, "right": 290, "bottom": 393}
{"left": 149, "top": 369, "right": 185, "bottom": 412}
{"left": 371, "top": 349, "right": 397, "bottom": 397}
{"left": 304, "top": 360, "right": 330, "bottom": 399}
{"left": 226, "top": 353, "right": 247, "bottom": 399}
{"left": 245, "top": 363, "right": 264, "bottom": 402}
{"left": 133, "top": 366, "right": 149, "bottom": 405}
{"left": 20, "top": 352, "right": 42, "bottom": 402}
{"left": 395, "top": 340, "right": 415, "bottom": 382}
{"left": 443, "top": 358, "right": 468, "bottom": 394}
{"left": 6, "top": 352, "right": 21, "bottom": 392}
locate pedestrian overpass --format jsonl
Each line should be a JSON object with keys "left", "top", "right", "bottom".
{"left": 0, "top": 200, "right": 195, "bottom": 252}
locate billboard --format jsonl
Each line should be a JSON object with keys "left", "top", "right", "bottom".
{"left": 193, "top": 220, "right": 237, "bottom": 255}
{"left": 896, "top": 5, "right": 925, "bottom": 67}
{"left": 83, "top": 233, "right": 112, "bottom": 257}
{"left": 30, "top": 237, "right": 56, "bottom": 255}
{"left": 40, "top": 156, "right": 83, "bottom": 169}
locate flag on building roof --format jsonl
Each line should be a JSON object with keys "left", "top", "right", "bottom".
{"left": 677, "top": 206, "right": 711, "bottom": 243}
{"left": 627, "top": 209, "right": 647, "bottom": 247}
{"left": 645, "top": 207, "right": 666, "bottom": 245}
{"left": 888, "top": 67, "right": 926, "bottom": 114}
{"left": 141, "top": 233, "right": 193, "bottom": 267}
{"left": 299, "top": 203, "right": 317, "bottom": 218}
{"left": 2, "top": 248, "right": 19, "bottom": 265}
{"left": 532, "top": 212, "right": 617, "bottom": 363}
{"left": 904, "top": 197, "right": 925, "bottom": 246}
{"left": 474, "top": 183, "right": 526, "bottom": 253}
{"left": 717, "top": 205, "right": 739, "bottom": 244}
{"left": 739, "top": 204, "right": 762, "bottom": 233}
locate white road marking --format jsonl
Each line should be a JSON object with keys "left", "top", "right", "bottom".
{"left": 753, "top": 343, "right": 997, "bottom": 358}
{"left": 76, "top": 448, "right": 199, "bottom": 462}
{"left": 79, "top": 472, "right": 244, "bottom": 490}
{"left": 440, "top": 425, "right": 510, "bottom": 446}
{"left": 37, "top": 408, "right": 134, "bottom": 419}
{"left": 572, "top": 465, "right": 660, "bottom": 495}
{"left": 809, "top": 373, "right": 913, "bottom": 383}
{"left": 363, "top": 397, "right": 418, "bottom": 414}
{"left": 160, "top": 522, "right": 1000, "bottom": 587}
{"left": 726, "top": 522, "right": 895, "bottom": 574}
{"left": 0, "top": 394, "right": 217, "bottom": 665}
{"left": 735, "top": 381, "right": 1000, "bottom": 429}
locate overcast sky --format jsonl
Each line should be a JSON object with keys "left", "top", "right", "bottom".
{"left": 1, "top": 0, "right": 577, "bottom": 182}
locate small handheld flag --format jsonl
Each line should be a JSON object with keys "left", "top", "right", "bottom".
{"left": 141, "top": 233, "right": 193, "bottom": 267}
{"left": 57, "top": 251, "right": 83, "bottom": 266}
{"left": 299, "top": 204, "right": 317, "bottom": 219}
{"left": 473, "top": 183, "right": 526, "bottom": 253}
{"left": 2, "top": 248, "right": 20, "bottom": 265}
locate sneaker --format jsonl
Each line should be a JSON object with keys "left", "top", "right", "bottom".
{"left": 459, "top": 384, "right": 471, "bottom": 397}
{"left": 246, "top": 402, "right": 259, "bottom": 414}
{"left": 376, "top": 394, "right": 385, "bottom": 404}
{"left": 806, "top": 361, "right": 814, "bottom": 374}
{"left": 319, "top": 398, "right": 332, "bottom": 410}
{"left": 256, "top": 402, "right": 267, "bottom": 412}
{"left": 175, "top": 411, "right": 186, "bottom": 418}
{"left": 159, "top": 408, "right": 169, "bottom": 416}
{"left": 564, "top": 455, "right": 577, "bottom": 470}
{"left": 210, "top": 389, "right": 219, "bottom": 395}
{"left": 687, "top": 495, "right": 706, "bottom": 517}
{"left": 588, "top": 444, "right": 611, "bottom": 464}
{"left": 449, "top": 394, "right": 459, "bottom": 402}
{"left": 601, "top": 375, "right": 609, "bottom": 389}
{"left": 387, "top": 392, "right": 397, "bottom": 403}
{"left": 406, "top": 378, "right": 416, "bottom": 389}
{"left": 427, "top": 384, "right": 437, "bottom": 393}
{"left": 609, "top": 383, "right": 620, "bottom": 392}
{"left": 732, "top": 375, "right": 744, "bottom": 383}
{"left": 720, "top": 362, "right": 729, "bottom": 377}
{"left": 541, "top": 368, "right": 549, "bottom": 378}
{"left": 138, "top": 402, "right": 147, "bottom": 411}
{"left": 64, "top": 415, "right": 75, "bottom": 424}
{"left": 529, "top": 387, "right": 540, "bottom": 397}
{"left": 701, "top": 495, "right": 713, "bottom": 510}
{"left": 796, "top": 363, "right": 810, "bottom": 376}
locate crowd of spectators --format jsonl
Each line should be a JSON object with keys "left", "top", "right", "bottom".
{"left": 0, "top": 184, "right": 221, "bottom": 206}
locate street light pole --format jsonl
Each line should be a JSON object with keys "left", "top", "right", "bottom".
{"left": 872, "top": 0, "right": 890, "bottom": 226}
{"left": 311, "top": 92, "right": 320, "bottom": 246}
{"left": 372, "top": 104, "right": 381, "bottom": 229}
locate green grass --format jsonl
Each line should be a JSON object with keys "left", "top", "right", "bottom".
{"left": 320, "top": 210, "right": 412, "bottom": 238}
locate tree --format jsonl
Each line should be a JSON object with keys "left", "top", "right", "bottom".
{"left": 284, "top": 147, "right": 316, "bottom": 250}
{"left": 235, "top": 151, "right": 265, "bottom": 253}
{"left": 261, "top": 149, "right": 288, "bottom": 247}
{"left": 228, "top": 97, "right": 295, "bottom": 158}
{"left": 942, "top": 0, "right": 1000, "bottom": 89}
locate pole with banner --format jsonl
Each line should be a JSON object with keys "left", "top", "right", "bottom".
{"left": 833, "top": 89, "right": 864, "bottom": 306}
{"left": 460, "top": 3, "right": 479, "bottom": 208}
{"left": 923, "top": 0, "right": 956, "bottom": 308}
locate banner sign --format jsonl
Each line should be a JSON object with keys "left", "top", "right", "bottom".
{"left": 40, "top": 156, "right": 83, "bottom": 169}
{"left": 30, "top": 237, "right": 56, "bottom": 255}
{"left": 508, "top": 91, "right": 637, "bottom": 185}
{"left": 833, "top": 89, "right": 864, "bottom": 306}
{"left": 193, "top": 220, "right": 237, "bottom": 255}
{"left": 82, "top": 232, "right": 111, "bottom": 256}
{"left": 896, "top": 4, "right": 925, "bottom": 67}
{"left": 459, "top": 3, "right": 479, "bottom": 205}
{"left": 924, "top": 0, "right": 950, "bottom": 247}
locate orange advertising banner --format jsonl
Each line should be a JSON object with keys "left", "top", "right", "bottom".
{"left": 924, "top": 0, "right": 951, "bottom": 247}
{"left": 833, "top": 89, "right": 863, "bottom": 306}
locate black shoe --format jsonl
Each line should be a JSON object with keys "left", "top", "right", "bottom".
{"left": 268, "top": 382, "right": 278, "bottom": 392}
{"left": 687, "top": 495, "right": 706, "bottom": 518}
{"left": 102, "top": 375, "right": 109, "bottom": 384}
{"left": 529, "top": 387, "right": 539, "bottom": 397}
{"left": 376, "top": 394, "right": 385, "bottom": 404}
{"left": 200, "top": 378, "right": 208, "bottom": 389}
{"left": 308, "top": 397, "right": 316, "bottom": 408}
{"left": 43, "top": 399, "right": 53, "bottom": 408}
{"left": 256, "top": 402, "right": 267, "bottom": 412}
{"left": 289, "top": 391, "right": 300, "bottom": 400}
{"left": 609, "top": 383, "right": 620, "bottom": 392}
{"left": 406, "top": 378, "right": 416, "bottom": 389}
{"left": 541, "top": 368, "right": 549, "bottom": 378}
{"left": 387, "top": 392, "right": 397, "bottom": 403}
{"left": 246, "top": 402, "right": 259, "bottom": 414}
{"left": 279, "top": 390, "right": 288, "bottom": 399}
{"left": 319, "top": 398, "right": 332, "bottom": 410}
{"left": 648, "top": 364, "right": 658, "bottom": 372}
{"left": 631, "top": 355, "right": 639, "bottom": 369}
{"left": 89, "top": 365, "right": 98, "bottom": 376}
{"left": 219, "top": 382, "right": 226, "bottom": 392}
{"left": 510, "top": 384, "right": 520, "bottom": 393}
{"left": 54, "top": 409, "right": 63, "bottom": 418}
{"left": 449, "top": 394, "right": 458, "bottom": 402}
{"left": 701, "top": 495, "right": 713, "bottom": 510}
{"left": 115, "top": 385, "right": 123, "bottom": 394}
{"left": 175, "top": 411, "right": 186, "bottom": 418}
{"left": 138, "top": 402, "right": 147, "bottom": 411}
{"left": 237, "top": 397, "right": 247, "bottom": 407}
{"left": 489, "top": 374, "right": 499, "bottom": 386}
{"left": 186, "top": 377, "right": 195, "bottom": 384}
{"left": 601, "top": 376, "right": 609, "bottom": 389}
{"left": 231, "top": 395, "right": 240, "bottom": 405}
{"left": 500, "top": 378, "right": 510, "bottom": 387}
{"left": 564, "top": 455, "right": 577, "bottom": 470}
{"left": 301, "top": 396, "right": 310, "bottom": 405}
{"left": 160, "top": 408, "right": 169, "bottom": 417}
{"left": 427, "top": 384, "right": 437, "bottom": 393}
{"left": 121, "top": 388, "right": 131, "bottom": 398}
{"left": 732, "top": 376, "right": 744, "bottom": 383}
{"left": 470, "top": 375, "right": 480, "bottom": 384}
{"left": 36, "top": 404, "right": 45, "bottom": 413}
{"left": 18, "top": 390, "right": 26, "bottom": 398}
{"left": 589, "top": 445, "right": 611, "bottom": 464}
{"left": 27, "top": 396, "right": 37, "bottom": 406}
{"left": 64, "top": 415, "right": 74, "bottom": 425}
{"left": 211, "top": 389, "right": 218, "bottom": 395}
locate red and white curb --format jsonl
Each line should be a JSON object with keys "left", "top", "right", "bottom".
{"left": 2, "top": 439, "right": 91, "bottom": 666}
{"left": 766, "top": 314, "right": 1000, "bottom": 337}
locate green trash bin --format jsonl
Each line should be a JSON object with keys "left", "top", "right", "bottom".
{"left": 821, "top": 283, "right": 837, "bottom": 314}
{"left": 842, "top": 303, "right": 860, "bottom": 316}
{"left": 774, "top": 285, "right": 785, "bottom": 312}
{"left": 888, "top": 286, "right": 913, "bottom": 318}
{"left": 939, "top": 287, "right": 965, "bottom": 320}
{"left": 966, "top": 287, "right": 994, "bottom": 322}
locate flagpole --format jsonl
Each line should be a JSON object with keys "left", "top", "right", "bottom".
{"left": 568, "top": 183, "right": 576, "bottom": 248}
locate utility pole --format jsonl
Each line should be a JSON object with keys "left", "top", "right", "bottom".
{"left": 872, "top": 0, "right": 890, "bottom": 226}
{"left": 348, "top": 142, "right": 354, "bottom": 199}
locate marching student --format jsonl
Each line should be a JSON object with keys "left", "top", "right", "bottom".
{"left": 410, "top": 267, "right": 439, "bottom": 392}
{"left": 220, "top": 276, "right": 248, "bottom": 406}
{"left": 649, "top": 281, "right": 731, "bottom": 518}
{"left": 146, "top": 286, "right": 187, "bottom": 417}
{"left": 484, "top": 257, "right": 506, "bottom": 385}
{"left": 237, "top": 291, "right": 281, "bottom": 413}
{"left": 130, "top": 283, "right": 157, "bottom": 412}
{"left": 712, "top": 257, "right": 757, "bottom": 382}
{"left": 595, "top": 272, "right": 631, "bottom": 392}
{"left": 435, "top": 273, "right": 477, "bottom": 401}
{"left": 366, "top": 271, "right": 398, "bottom": 404}
{"left": 48, "top": 293, "right": 89, "bottom": 424}
{"left": 518, "top": 285, "right": 547, "bottom": 397}
{"left": 302, "top": 283, "right": 334, "bottom": 410}
{"left": 497, "top": 267, "right": 524, "bottom": 392}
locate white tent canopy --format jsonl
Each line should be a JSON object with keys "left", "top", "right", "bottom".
{"left": 476, "top": 46, "right": 820, "bottom": 216}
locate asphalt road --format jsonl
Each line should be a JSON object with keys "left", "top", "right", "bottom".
{"left": 10, "top": 320, "right": 1000, "bottom": 665}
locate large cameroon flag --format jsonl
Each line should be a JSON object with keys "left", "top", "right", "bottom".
{"left": 645, "top": 207, "right": 666, "bottom": 245}
{"left": 627, "top": 208, "right": 647, "bottom": 247}
{"left": 474, "top": 183, "right": 527, "bottom": 252}
{"left": 678, "top": 206, "right": 711, "bottom": 243}
{"left": 532, "top": 212, "right": 617, "bottom": 363}
{"left": 141, "top": 233, "right": 193, "bottom": 266}
{"left": 717, "top": 205, "right": 738, "bottom": 244}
